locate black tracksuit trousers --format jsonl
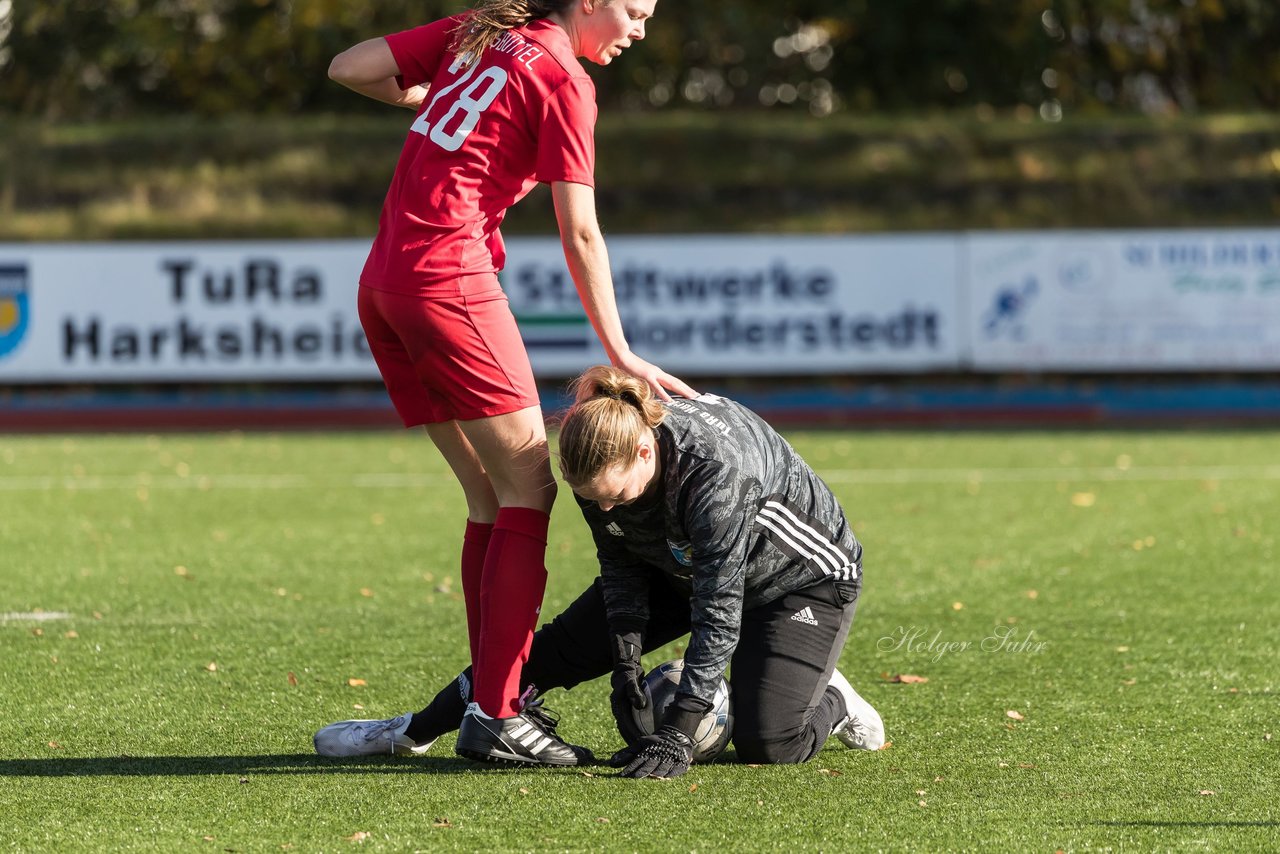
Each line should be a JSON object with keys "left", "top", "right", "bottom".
{"left": 411, "top": 570, "right": 860, "bottom": 764}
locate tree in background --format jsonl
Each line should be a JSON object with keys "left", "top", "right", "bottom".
{"left": 1050, "top": 0, "right": 1280, "bottom": 113}
{"left": 2, "top": 0, "right": 1278, "bottom": 119}
{"left": 0, "top": 0, "right": 454, "bottom": 118}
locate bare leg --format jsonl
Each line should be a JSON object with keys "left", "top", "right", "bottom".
{"left": 425, "top": 421, "right": 499, "bottom": 523}
{"left": 452, "top": 406, "right": 556, "bottom": 514}
{"left": 427, "top": 406, "right": 557, "bottom": 717}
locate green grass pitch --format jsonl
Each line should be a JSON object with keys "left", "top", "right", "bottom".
{"left": 1, "top": 429, "right": 1277, "bottom": 851}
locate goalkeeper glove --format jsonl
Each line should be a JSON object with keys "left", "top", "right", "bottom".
{"left": 608, "top": 624, "right": 648, "bottom": 745}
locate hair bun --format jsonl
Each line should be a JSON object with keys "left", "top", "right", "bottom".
{"left": 558, "top": 365, "right": 669, "bottom": 487}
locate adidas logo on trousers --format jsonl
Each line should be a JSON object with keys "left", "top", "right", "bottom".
{"left": 790, "top": 606, "right": 819, "bottom": 626}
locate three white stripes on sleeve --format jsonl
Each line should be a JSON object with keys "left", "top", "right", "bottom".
{"left": 756, "top": 500, "right": 859, "bottom": 581}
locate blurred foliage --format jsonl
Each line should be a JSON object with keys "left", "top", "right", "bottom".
{"left": 2, "top": 1, "right": 1280, "bottom": 120}
{"left": 4, "top": 111, "right": 1279, "bottom": 240}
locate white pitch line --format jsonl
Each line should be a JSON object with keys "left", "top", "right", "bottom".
{"left": 0, "top": 474, "right": 313, "bottom": 491}
{"left": 0, "top": 611, "right": 72, "bottom": 622}
{"left": 351, "top": 473, "right": 446, "bottom": 488}
{"left": 818, "top": 464, "right": 1280, "bottom": 484}
{"left": 0, "top": 465, "right": 1278, "bottom": 492}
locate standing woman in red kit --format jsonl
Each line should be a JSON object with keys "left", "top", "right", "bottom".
{"left": 325, "top": 0, "right": 692, "bottom": 766}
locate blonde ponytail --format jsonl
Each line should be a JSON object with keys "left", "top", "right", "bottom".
{"left": 452, "top": 0, "right": 580, "bottom": 64}
{"left": 557, "top": 366, "right": 667, "bottom": 488}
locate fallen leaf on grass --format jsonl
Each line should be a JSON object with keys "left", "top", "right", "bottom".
{"left": 817, "top": 768, "right": 842, "bottom": 777}
{"left": 1122, "top": 679, "right": 1137, "bottom": 686}
{"left": 239, "top": 777, "right": 249, "bottom": 785}
{"left": 48, "top": 741, "right": 61, "bottom": 750}
{"left": 1018, "top": 763, "right": 1037, "bottom": 769}
{"left": 1198, "top": 790, "right": 1215, "bottom": 796}
{"left": 347, "top": 678, "right": 367, "bottom": 687}
{"left": 888, "top": 674, "right": 928, "bottom": 684}
{"left": 952, "top": 602, "right": 964, "bottom": 611}
{"left": 595, "top": 818, "right": 610, "bottom": 824}
{"left": 918, "top": 800, "right": 927, "bottom": 807}
{"left": 688, "top": 784, "right": 698, "bottom": 792}
{"left": 360, "top": 588, "right": 374, "bottom": 598}
{"left": 203, "top": 837, "right": 215, "bottom": 842}
{"left": 64, "top": 631, "right": 78, "bottom": 639}
{"left": 31, "top": 628, "right": 43, "bottom": 637}
{"left": 518, "top": 787, "right": 529, "bottom": 795}
{"left": 344, "top": 831, "right": 371, "bottom": 843}
{"left": 579, "top": 771, "right": 596, "bottom": 778}
{"left": 878, "top": 742, "right": 893, "bottom": 750}
{"left": 1006, "top": 710, "right": 1025, "bottom": 721}
{"left": 1071, "top": 492, "right": 1096, "bottom": 507}
{"left": 287, "top": 672, "right": 298, "bottom": 687}
{"left": 352, "top": 704, "right": 364, "bottom": 711}
{"left": 432, "top": 819, "right": 453, "bottom": 828}
{"left": 205, "top": 662, "right": 218, "bottom": 673}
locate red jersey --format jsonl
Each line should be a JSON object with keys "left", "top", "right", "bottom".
{"left": 361, "top": 16, "right": 597, "bottom": 293}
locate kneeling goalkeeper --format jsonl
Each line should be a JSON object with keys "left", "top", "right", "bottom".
{"left": 316, "top": 367, "right": 884, "bottom": 778}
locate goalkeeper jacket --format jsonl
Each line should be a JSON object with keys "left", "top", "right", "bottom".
{"left": 575, "top": 394, "right": 862, "bottom": 707}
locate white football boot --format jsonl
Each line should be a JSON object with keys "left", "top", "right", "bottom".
{"left": 828, "top": 668, "right": 886, "bottom": 750}
{"left": 313, "top": 713, "right": 436, "bottom": 757}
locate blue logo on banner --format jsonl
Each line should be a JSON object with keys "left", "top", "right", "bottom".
{"left": 0, "top": 264, "right": 31, "bottom": 360}
{"left": 983, "top": 276, "right": 1038, "bottom": 340}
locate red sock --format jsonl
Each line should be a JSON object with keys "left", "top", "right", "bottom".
{"left": 473, "top": 507, "right": 549, "bottom": 718}
{"left": 460, "top": 520, "right": 494, "bottom": 671}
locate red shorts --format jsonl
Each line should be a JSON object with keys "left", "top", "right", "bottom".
{"left": 358, "top": 275, "right": 540, "bottom": 427}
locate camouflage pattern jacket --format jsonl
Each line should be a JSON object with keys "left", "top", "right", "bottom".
{"left": 575, "top": 394, "right": 862, "bottom": 706}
